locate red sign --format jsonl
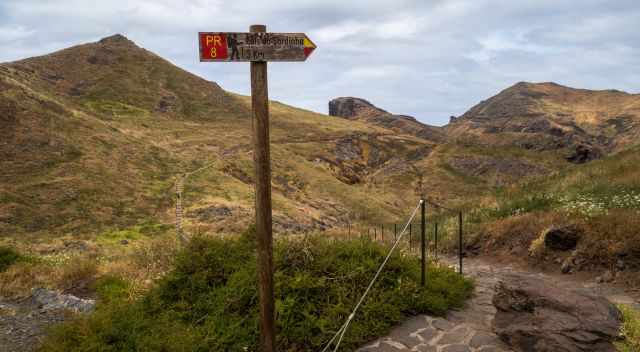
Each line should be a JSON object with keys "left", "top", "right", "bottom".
{"left": 198, "top": 32, "right": 316, "bottom": 62}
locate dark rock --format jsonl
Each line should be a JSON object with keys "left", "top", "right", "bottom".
{"left": 119, "top": 239, "right": 129, "bottom": 245}
{"left": 328, "top": 97, "right": 384, "bottom": 119}
{"left": 543, "top": 226, "right": 580, "bottom": 251}
{"left": 493, "top": 276, "right": 621, "bottom": 352}
{"left": 156, "top": 95, "right": 177, "bottom": 113}
{"left": 191, "top": 205, "right": 233, "bottom": 221}
{"left": 566, "top": 144, "right": 602, "bottom": 164}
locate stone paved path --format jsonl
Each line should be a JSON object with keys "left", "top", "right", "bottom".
{"left": 357, "top": 257, "right": 639, "bottom": 352}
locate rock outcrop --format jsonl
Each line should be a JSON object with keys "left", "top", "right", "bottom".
{"left": 493, "top": 276, "right": 622, "bottom": 352}
{"left": 543, "top": 225, "right": 581, "bottom": 251}
{"left": 32, "top": 288, "right": 95, "bottom": 313}
{"left": 329, "top": 97, "right": 385, "bottom": 120}
{"left": 328, "top": 97, "right": 446, "bottom": 143}
{"left": 446, "top": 81, "right": 640, "bottom": 161}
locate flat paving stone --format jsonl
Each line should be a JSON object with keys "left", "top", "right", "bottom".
{"left": 441, "top": 344, "right": 472, "bottom": 352}
{"left": 431, "top": 318, "right": 454, "bottom": 331}
{"left": 414, "top": 344, "right": 437, "bottom": 352}
{"left": 417, "top": 327, "right": 437, "bottom": 343}
{"left": 436, "top": 328, "right": 468, "bottom": 345}
{"left": 476, "top": 346, "right": 503, "bottom": 352}
{"left": 469, "top": 331, "right": 501, "bottom": 348}
{"left": 391, "top": 334, "right": 420, "bottom": 349}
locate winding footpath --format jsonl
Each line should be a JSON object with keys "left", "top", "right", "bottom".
{"left": 358, "top": 258, "right": 639, "bottom": 352}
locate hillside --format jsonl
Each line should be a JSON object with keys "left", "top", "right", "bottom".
{"left": 0, "top": 34, "right": 483, "bottom": 238}
{"left": 446, "top": 82, "right": 640, "bottom": 163}
{"left": 1, "top": 35, "right": 638, "bottom": 242}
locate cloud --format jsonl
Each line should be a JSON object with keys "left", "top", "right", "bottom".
{"left": 0, "top": 0, "right": 639, "bottom": 125}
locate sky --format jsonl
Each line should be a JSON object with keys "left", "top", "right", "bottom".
{"left": 1, "top": 0, "right": 639, "bottom": 126}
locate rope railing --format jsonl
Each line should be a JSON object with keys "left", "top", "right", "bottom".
{"left": 321, "top": 200, "right": 423, "bottom": 352}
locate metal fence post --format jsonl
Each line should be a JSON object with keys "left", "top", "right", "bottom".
{"left": 394, "top": 223, "right": 397, "bottom": 241}
{"left": 421, "top": 200, "right": 426, "bottom": 287}
{"left": 434, "top": 222, "right": 438, "bottom": 260}
{"left": 409, "top": 223, "right": 412, "bottom": 251}
{"left": 458, "top": 211, "right": 463, "bottom": 275}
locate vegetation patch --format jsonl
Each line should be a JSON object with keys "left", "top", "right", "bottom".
{"left": 0, "top": 246, "right": 24, "bottom": 272}
{"left": 616, "top": 304, "right": 640, "bottom": 352}
{"left": 40, "top": 232, "right": 473, "bottom": 351}
{"left": 97, "top": 223, "right": 170, "bottom": 245}
{"left": 84, "top": 100, "right": 149, "bottom": 119}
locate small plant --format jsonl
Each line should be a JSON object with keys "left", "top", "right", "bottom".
{"left": 0, "top": 246, "right": 23, "bottom": 272}
{"left": 93, "top": 275, "right": 130, "bottom": 303}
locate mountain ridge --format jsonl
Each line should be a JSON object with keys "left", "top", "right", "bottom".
{"left": 2, "top": 34, "right": 638, "bottom": 238}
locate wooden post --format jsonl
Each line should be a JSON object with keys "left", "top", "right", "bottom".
{"left": 409, "top": 223, "right": 412, "bottom": 251}
{"left": 250, "top": 24, "right": 275, "bottom": 352}
{"left": 421, "top": 200, "right": 426, "bottom": 286}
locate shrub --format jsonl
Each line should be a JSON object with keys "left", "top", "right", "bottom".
{"left": 0, "top": 246, "right": 22, "bottom": 272}
{"left": 40, "top": 235, "right": 473, "bottom": 351}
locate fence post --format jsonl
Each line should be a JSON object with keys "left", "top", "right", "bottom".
{"left": 394, "top": 223, "right": 397, "bottom": 241}
{"left": 421, "top": 200, "right": 426, "bottom": 287}
{"left": 374, "top": 227, "right": 377, "bottom": 242}
{"left": 381, "top": 224, "right": 384, "bottom": 243}
{"left": 434, "top": 222, "right": 438, "bottom": 260}
{"left": 458, "top": 211, "right": 463, "bottom": 275}
{"left": 409, "top": 223, "right": 412, "bottom": 251}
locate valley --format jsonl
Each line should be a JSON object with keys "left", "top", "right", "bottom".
{"left": 1, "top": 34, "right": 639, "bottom": 351}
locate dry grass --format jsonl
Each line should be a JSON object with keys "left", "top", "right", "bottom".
{"left": 56, "top": 256, "right": 98, "bottom": 294}
{"left": 0, "top": 262, "right": 57, "bottom": 298}
{"left": 579, "top": 209, "right": 640, "bottom": 266}
{"left": 481, "top": 211, "right": 565, "bottom": 255}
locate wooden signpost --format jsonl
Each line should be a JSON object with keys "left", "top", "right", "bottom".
{"left": 199, "top": 25, "right": 316, "bottom": 352}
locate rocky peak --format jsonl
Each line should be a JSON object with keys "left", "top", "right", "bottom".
{"left": 329, "top": 97, "right": 387, "bottom": 119}
{"left": 328, "top": 96, "right": 446, "bottom": 143}
{"left": 98, "top": 34, "right": 136, "bottom": 46}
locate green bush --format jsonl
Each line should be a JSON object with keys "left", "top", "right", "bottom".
{"left": 0, "top": 247, "right": 22, "bottom": 272}
{"left": 40, "top": 234, "right": 473, "bottom": 351}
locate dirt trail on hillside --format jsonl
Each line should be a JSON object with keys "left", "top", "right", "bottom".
{"left": 358, "top": 257, "right": 639, "bottom": 352}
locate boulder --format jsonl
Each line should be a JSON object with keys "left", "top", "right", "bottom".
{"left": 31, "top": 288, "right": 95, "bottom": 313}
{"left": 493, "top": 276, "right": 621, "bottom": 352}
{"left": 543, "top": 226, "right": 580, "bottom": 251}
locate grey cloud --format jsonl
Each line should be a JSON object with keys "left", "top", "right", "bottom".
{"left": 0, "top": 0, "right": 638, "bottom": 125}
